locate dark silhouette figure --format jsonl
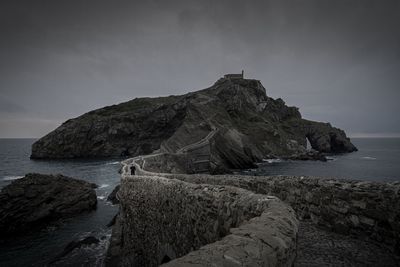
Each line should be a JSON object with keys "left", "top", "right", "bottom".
{"left": 130, "top": 165, "right": 136, "bottom": 175}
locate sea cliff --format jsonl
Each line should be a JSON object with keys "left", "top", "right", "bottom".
{"left": 31, "top": 76, "right": 356, "bottom": 172}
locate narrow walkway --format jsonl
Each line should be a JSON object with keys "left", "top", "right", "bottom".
{"left": 122, "top": 130, "right": 400, "bottom": 266}
{"left": 176, "top": 127, "right": 217, "bottom": 154}
{"left": 295, "top": 221, "right": 400, "bottom": 267}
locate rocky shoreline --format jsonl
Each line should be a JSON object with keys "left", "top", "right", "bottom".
{"left": 0, "top": 173, "right": 97, "bottom": 237}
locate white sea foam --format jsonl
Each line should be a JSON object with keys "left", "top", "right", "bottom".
{"left": 262, "top": 159, "right": 282, "bottom": 164}
{"left": 362, "top": 156, "right": 377, "bottom": 160}
{"left": 98, "top": 184, "right": 110, "bottom": 189}
{"left": 105, "top": 161, "right": 120, "bottom": 165}
{"left": 97, "top": 196, "right": 106, "bottom": 200}
{"left": 2, "top": 175, "right": 24, "bottom": 181}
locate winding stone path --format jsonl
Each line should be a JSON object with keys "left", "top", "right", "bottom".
{"left": 121, "top": 158, "right": 400, "bottom": 266}
{"left": 176, "top": 127, "right": 217, "bottom": 154}
{"left": 295, "top": 221, "right": 400, "bottom": 267}
{"left": 117, "top": 133, "right": 400, "bottom": 266}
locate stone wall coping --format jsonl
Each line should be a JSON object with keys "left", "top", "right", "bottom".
{"left": 116, "top": 175, "right": 298, "bottom": 267}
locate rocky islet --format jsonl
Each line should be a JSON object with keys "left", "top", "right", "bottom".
{"left": 0, "top": 173, "right": 97, "bottom": 237}
{"left": 31, "top": 76, "right": 356, "bottom": 172}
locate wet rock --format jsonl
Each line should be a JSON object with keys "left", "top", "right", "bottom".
{"left": 286, "top": 150, "right": 328, "bottom": 161}
{"left": 0, "top": 173, "right": 97, "bottom": 237}
{"left": 107, "top": 213, "right": 118, "bottom": 227}
{"left": 107, "top": 185, "right": 120, "bottom": 205}
{"left": 50, "top": 235, "right": 100, "bottom": 264}
{"left": 303, "top": 120, "right": 358, "bottom": 153}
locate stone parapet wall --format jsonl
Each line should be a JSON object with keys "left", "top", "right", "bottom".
{"left": 140, "top": 153, "right": 188, "bottom": 174}
{"left": 122, "top": 156, "right": 170, "bottom": 177}
{"left": 119, "top": 156, "right": 400, "bottom": 256}
{"left": 110, "top": 175, "right": 298, "bottom": 267}
{"left": 164, "top": 174, "right": 400, "bottom": 253}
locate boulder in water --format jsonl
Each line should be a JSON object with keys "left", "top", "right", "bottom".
{"left": 0, "top": 173, "right": 97, "bottom": 237}
{"left": 107, "top": 185, "right": 120, "bottom": 205}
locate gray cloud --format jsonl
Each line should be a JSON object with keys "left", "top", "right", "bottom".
{"left": 0, "top": 0, "right": 399, "bottom": 137}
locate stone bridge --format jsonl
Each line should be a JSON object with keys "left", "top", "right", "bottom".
{"left": 107, "top": 131, "right": 400, "bottom": 266}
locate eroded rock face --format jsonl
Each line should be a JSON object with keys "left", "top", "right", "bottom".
{"left": 302, "top": 120, "right": 358, "bottom": 153}
{"left": 50, "top": 236, "right": 100, "bottom": 264}
{"left": 0, "top": 173, "right": 97, "bottom": 236}
{"left": 31, "top": 77, "right": 356, "bottom": 170}
{"left": 107, "top": 185, "right": 120, "bottom": 205}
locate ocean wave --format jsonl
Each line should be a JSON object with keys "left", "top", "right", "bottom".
{"left": 105, "top": 161, "right": 120, "bottom": 165}
{"left": 262, "top": 159, "right": 282, "bottom": 164}
{"left": 97, "top": 196, "right": 106, "bottom": 200}
{"left": 2, "top": 175, "right": 24, "bottom": 181}
{"left": 98, "top": 184, "right": 110, "bottom": 189}
{"left": 361, "top": 156, "right": 377, "bottom": 160}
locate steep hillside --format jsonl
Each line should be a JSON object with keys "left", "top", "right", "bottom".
{"left": 31, "top": 76, "right": 356, "bottom": 170}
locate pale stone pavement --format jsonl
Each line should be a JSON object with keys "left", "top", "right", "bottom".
{"left": 295, "top": 221, "right": 400, "bottom": 267}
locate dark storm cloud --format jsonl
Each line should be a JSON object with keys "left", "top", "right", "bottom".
{"left": 0, "top": 0, "right": 399, "bottom": 137}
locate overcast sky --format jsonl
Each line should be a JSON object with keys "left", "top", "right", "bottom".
{"left": 0, "top": 0, "right": 399, "bottom": 138}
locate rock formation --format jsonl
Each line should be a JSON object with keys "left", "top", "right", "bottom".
{"left": 0, "top": 173, "right": 97, "bottom": 236}
{"left": 107, "top": 185, "right": 120, "bottom": 205}
{"left": 31, "top": 76, "right": 357, "bottom": 171}
{"left": 50, "top": 235, "right": 100, "bottom": 264}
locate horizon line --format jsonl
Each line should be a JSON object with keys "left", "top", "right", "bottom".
{"left": 2, "top": 134, "right": 400, "bottom": 139}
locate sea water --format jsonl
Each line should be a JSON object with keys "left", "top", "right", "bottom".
{"left": 0, "top": 138, "right": 399, "bottom": 266}
{"left": 242, "top": 138, "right": 400, "bottom": 182}
{"left": 0, "top": 139, "right": 121, "bottom": 266}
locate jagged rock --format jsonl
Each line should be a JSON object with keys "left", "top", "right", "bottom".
{"left": 50, "top": 235, "right": 100, "bottom": 264}
{"left": 31, "top": 76, "right": 356, "bottom": 170}
{"left": 302, "top": 120, "right": 358, "bottom": 153}
{"left": 286, "top": 150, "right": 328, "bottom": 161}
{"left": 0, "top": 173, "right": 97, "bottom": 237}
{"left": 107, "top": 185, "right": 120, "bottom": 205}
{"left": 107, "top": 213, "right": 119, "bottom": 227}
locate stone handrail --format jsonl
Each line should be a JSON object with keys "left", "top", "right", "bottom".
{"left": 121, "top": 156, "right": 400, "bottom": 254}
{"left": 121, "top": 154, "right": 173, "bottom": 178}
{"left": 113, "top": 126, "right": 400, "bottom": 267}
{"left": 161, "top": 173, "right": 400, "bottom": 254}
{"left": 121, "top": 127, "right": 218, "bottom": 177}
{"left": 112, "top": 128, "right": 301, "bottom": 266}
{"left": 114, "top": 175, "right": 298, "bottom": 267}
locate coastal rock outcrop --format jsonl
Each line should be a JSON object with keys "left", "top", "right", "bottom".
{"left": 107, "top": 185, "right": 120, "bottom": 205}
{"left": 0, "top": 173, "right": 97, "bottom": 236}
{"left": 50, "top": 235, "right": 100, "bottom": 264}
{"left": 31, "top": 76, "right": 356, "bottom": 171}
